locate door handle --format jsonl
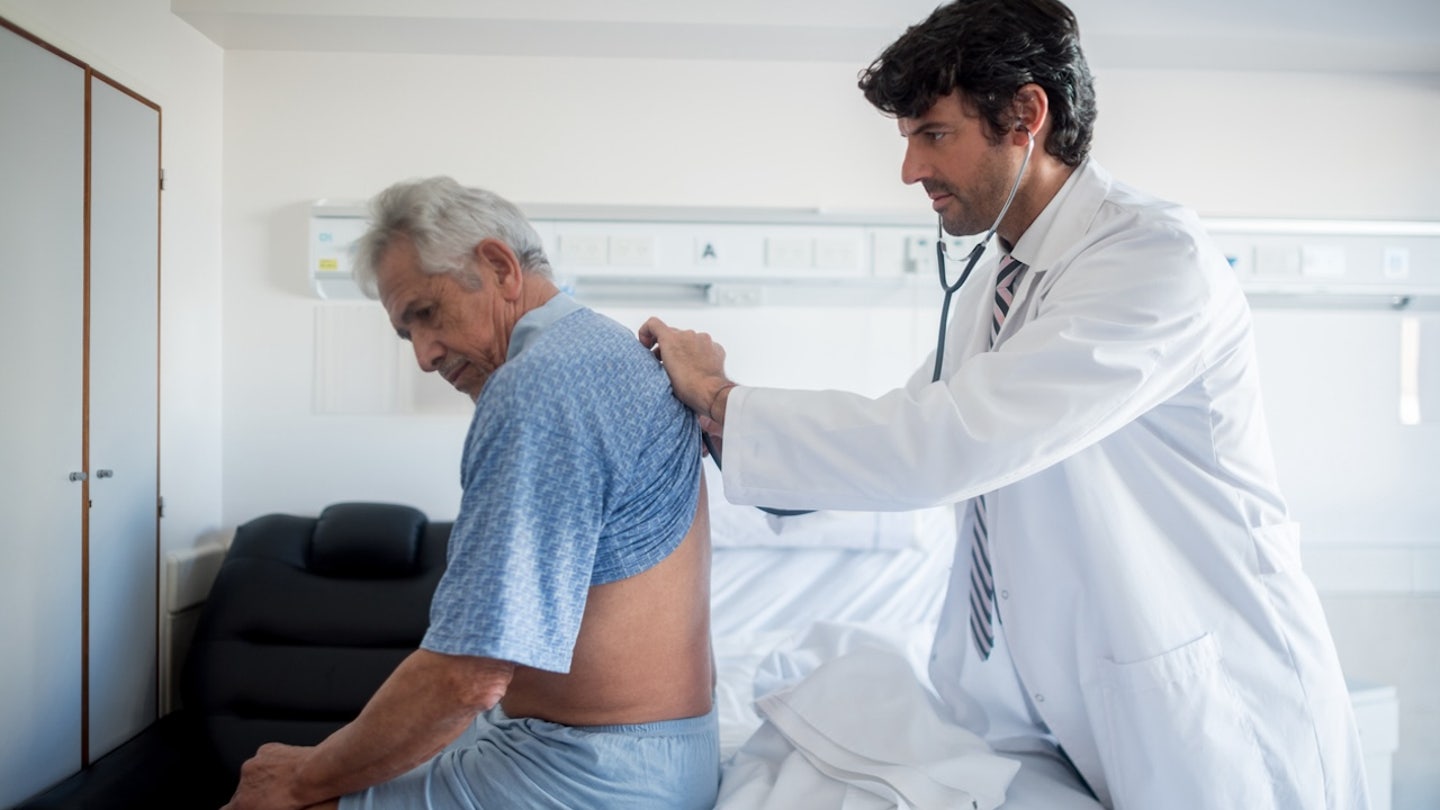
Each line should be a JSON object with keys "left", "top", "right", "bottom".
{"left": 69, "top": 471, "right": 88, "bottom": 482}
{"left": 96, "top": 469, "right": 114, "bottom": 479}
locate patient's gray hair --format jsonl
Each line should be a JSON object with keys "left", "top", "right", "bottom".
{"left": 350, "top": 176, "right": 553, "bottom": 297}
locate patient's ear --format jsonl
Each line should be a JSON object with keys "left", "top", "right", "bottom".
{"left": 474, "top": 238, "right": 524, "bottom": 300}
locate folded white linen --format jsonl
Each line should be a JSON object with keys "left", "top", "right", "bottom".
{"left": 717, "top": 645, "right": 1019, "bottom": 810}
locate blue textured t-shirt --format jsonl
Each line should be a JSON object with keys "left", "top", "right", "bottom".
{"left": 420, "top": 294, "right": 702, "bottom": 674}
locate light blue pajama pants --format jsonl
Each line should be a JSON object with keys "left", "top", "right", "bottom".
{"left": 339, "top": 704, "right": 720, "bottom": 810}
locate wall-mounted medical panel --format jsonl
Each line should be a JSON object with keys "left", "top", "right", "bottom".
{"left": 310, "top": 200, "right": 983, "bottom": 306}
{"left": 541, "top": 220, "right": 873, "bottom": 280}
{"left": 309, "top": 202, "right": 1440, "bottom": 309}
{"left": 1205, "top": 219, "right": 1440, "bottom": 309}
{"left": 310, "top": 203, "right": 371, "bottom": 299}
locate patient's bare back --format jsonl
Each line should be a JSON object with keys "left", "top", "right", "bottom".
{"left": 500, "top": 476, "right": 713, "bottom": 726}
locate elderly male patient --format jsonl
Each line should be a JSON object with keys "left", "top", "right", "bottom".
{"left": 223, "top": 176, "right": 718, "bottom": 810}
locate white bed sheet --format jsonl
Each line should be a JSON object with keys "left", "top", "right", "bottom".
{"left": 711, "top": 528, "right": 952, "bottom": 758}
{"left": 709, "top": 506, "right": 1103, "bottom": 810}
{"left": 711, "top": 543, "right": 952, "bottom": 640}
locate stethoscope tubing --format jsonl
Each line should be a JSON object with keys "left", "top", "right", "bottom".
{"left": 930, "top": 128, "right": 1035, "bottom": 383}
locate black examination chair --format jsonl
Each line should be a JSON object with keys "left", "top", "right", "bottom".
{"left": 17, "top": 502, "right": 451, "bottom": 809}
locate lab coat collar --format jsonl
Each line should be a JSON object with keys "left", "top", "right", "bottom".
{"left": 1009, "top": 157, "right": 1113, "bottom": 273}
{"left": 986, "top": 159, "right": 1112, "bottom": 345}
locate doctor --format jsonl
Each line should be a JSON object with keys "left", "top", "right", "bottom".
{"left": 640, "top": 0, "right": 1369, "bottom": 807}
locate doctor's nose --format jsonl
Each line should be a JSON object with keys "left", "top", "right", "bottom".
{"left": 900, "top": 143, "right": 931, "bottom": 186}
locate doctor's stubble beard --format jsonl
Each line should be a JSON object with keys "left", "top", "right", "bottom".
{"left": 926, "top": 156, "right": 1020, "bottom": 238}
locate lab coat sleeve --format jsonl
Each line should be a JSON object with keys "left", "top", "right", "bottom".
{"left": 902, "top": 349, "right": 939, "bottom": 397}
{"left": 722, "top": 222, "right": 1241, "bottom": 511}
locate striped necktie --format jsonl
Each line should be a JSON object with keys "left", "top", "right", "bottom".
{"left": 969, "top": 254, "right": 1026, "bottom": 660}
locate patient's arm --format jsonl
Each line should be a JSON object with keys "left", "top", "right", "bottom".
{"left": 223, "top": 650, "right": 514, "bottom": 810}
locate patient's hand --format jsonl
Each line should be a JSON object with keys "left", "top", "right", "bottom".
{"left": 223, "top": 742, "right": 332, "bottom": 810}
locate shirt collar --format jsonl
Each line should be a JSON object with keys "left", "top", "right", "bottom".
{"left": 506, "top": 292, "right": 583, "bottom": 362}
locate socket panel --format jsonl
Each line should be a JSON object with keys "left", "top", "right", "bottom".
{"left": 311, "top": 203, "right": 1440, "bottom": 307}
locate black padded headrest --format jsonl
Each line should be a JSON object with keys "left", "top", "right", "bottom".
{"left": 310, "top": 502, "right": 427, "bottom": 578}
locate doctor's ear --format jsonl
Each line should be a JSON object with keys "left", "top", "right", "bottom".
{"left": 1009, "top": 83, "right": 1049, "bottom": 143}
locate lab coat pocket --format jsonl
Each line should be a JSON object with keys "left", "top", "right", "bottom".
{"left": 1085, "top": 633, "right": 1275, "bottom": 810}
{"left": 1251, "top": 520, "right": 1303, "bottom": 575}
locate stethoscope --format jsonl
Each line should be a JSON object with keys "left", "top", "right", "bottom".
{"left": 704, "top": 126, "right": 1035, "bottom": 516}
{"left": 930, "top": 125, "right": 1034, "bottom": 384}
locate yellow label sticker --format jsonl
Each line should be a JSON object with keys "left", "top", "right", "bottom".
{"left": 318, "top": 258, "right": 339, "bottom": 272}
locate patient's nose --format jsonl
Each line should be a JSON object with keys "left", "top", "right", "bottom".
{"left": 412, "top": 333, "right": 444, "bottom": 372}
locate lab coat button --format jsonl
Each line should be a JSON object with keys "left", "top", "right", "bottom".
{"left": 1034, "top": 693, "right": 1045, "bottom": 703}
{"left": 1000, "top": 589, "right": 1009, "bottom": 599}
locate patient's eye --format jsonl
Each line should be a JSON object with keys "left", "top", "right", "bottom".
{"left": 395, "top": 298, "right": 439, "bottom": 341}
{"left": 404, "top": 301, "right": 439, "bottom": 327}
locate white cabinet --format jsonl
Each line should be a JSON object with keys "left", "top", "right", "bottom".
{"left": 0, "top": 22, "right": 87, "bottom": 807}
{"left": 87, "top": 74, "right": 162, "bottom": 764}
{"left": 0, "top": 20, "right": 161, "bottom": 806}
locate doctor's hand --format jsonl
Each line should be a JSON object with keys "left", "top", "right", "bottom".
{"left": 638, "top": 317, "right": 736, "bottom": 426}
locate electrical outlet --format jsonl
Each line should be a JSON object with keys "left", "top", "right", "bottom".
{"left": 609, "top": 235, "right": 656, "bottom": 267}
{"left": 765, "top": 236, "right": 812, "bottom": 269}
{"left": 1384, "top": 247, "right": 1411, "bottom": 280}
{"left": 815, "top": 236, "right": 860, "bottom": 271}
{"left": 1300, "top": 244, "right": 1346, "bottom": 278}
{"left": 559, "top": 234, "right": 607, "bottom": 265}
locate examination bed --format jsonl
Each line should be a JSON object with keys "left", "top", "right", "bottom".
{"left": 18, "top": 493, "right": 1099, "bottom": 809}
{"left": 703, "top": 465, "right": 1102, "bottom": 809}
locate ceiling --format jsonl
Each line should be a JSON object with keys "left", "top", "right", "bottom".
{"left": 172, "top": 0, "right": 1440, "bottom": 74}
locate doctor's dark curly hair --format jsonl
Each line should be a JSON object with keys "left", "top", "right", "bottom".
{"left": 859, "top": 0, "right": 1097, "bottom": 166}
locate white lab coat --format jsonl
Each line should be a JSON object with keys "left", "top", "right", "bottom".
{"left": 720, "top": 159, "right": 1369, "bottom": 809}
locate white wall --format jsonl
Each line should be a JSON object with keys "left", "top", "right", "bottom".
{"left": 1093, "top": 70, "right": 1440, "bottom": 219}
{"left": 219, "top": 52, "right": 919, "bottom": 522}
{"left": 220, "top": 52, "right": 1440, "bottom": 542}
{"left": 0, "top": 0, "right": 225, "bottom": 556}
